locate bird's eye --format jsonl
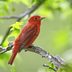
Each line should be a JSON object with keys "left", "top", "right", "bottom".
{"left": 34, "top": 17, "right": 38, "bottom": 20}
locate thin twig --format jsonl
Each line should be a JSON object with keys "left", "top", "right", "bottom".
{"left": 0, "top": 1, "right": 45, "bottom": 21}
{"left": 0, "top": 16, "right": 19, "bottom": 19}
{"left": 0, "top": 42, "right": 13, "bottom": 54}
{"left": 43, "top": 64, "right": 56, "bottom": 72}
{"left": 0, "top": 26, "right": 12, "bottom": 46}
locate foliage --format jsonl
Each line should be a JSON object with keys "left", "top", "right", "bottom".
{"left": 0, "top": 0, "right": 72, "bottom": 72}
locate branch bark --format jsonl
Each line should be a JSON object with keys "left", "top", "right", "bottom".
{"left": 0, "top": 1, "right": 64, "bottom": 71}
{"left": 0, "top": 42, "right": 64, "bottom": 71}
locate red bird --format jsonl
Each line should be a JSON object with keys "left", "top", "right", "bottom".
{"left": 8, "top": 15, "right": 45, "bottom": 65}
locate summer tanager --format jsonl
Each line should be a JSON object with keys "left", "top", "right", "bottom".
{"left": 8, "top": 15, "right": 45, "bottom": 65}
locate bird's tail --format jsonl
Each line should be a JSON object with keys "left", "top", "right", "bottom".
{"left": 8, "top": 52, "right": 17, "bottom": 65}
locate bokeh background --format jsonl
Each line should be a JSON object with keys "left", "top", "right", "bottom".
{"left": 0, "top": 0, "right": 72, "bottom": 72}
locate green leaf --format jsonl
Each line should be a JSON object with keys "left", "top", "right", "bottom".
{"left": 11, "top": 22, "right": 23, "bottom": 30}
{"left": 2, "top": 39, "right": 9, "bottom": 47}
{"left": 8, "top": 22, "right": 23, "bottom": 40}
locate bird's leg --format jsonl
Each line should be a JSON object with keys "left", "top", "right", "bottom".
{"left": 18, "top": 44, "right": 33, "bottom": 52}
{"left": 28, "top": 45, "right": 33, "bottom": 48}
{"left": 24, "top": 44, "right": 34, "bottom": 52}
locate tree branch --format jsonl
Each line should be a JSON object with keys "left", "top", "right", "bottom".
{"left": 0, "top": 16, "right": 19, "bottom": 19}
{"left": 0, "top": 42, "right": 64, "bottom": 71}
{"left": 0, "top": 1, "right": 45, "bottom": 21}
{"left": 0, "top": 1, "right": 64, "bottom": 71}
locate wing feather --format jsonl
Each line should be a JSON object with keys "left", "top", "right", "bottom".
{"left": 14, "top": 24, "right": 39, "bottom": 50}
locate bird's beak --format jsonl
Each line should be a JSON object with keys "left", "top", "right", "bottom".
{"left": 41, "top": 17, "right": 45, "bottom": 20}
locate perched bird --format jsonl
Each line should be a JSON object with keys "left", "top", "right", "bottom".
{"left": 8, "top": 15, "right": 45, "bottom": 65}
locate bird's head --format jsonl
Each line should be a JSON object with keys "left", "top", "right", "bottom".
{"left": 28, "top": 15, "right": 45, "bottom": 25}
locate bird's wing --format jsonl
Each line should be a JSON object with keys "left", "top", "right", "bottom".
{"left": 15, "top": 23, "right": 38, "bottom": 49}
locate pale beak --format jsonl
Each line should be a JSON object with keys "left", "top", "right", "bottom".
{"left": 41, "top": 17, "right": 45, "bottom": 20}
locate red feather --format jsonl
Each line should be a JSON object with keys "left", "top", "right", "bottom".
{"left": 8, "top": 16, "right": 41, "bottom": 65}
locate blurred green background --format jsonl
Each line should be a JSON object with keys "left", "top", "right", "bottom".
{"left": 0, "top": 0, "right": 72, "bottom": 72}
